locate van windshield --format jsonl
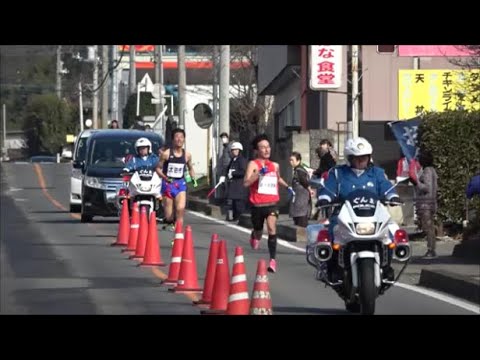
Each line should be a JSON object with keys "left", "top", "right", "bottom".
{"left": 88, "top": 137, "right": 160, "bottom": 168}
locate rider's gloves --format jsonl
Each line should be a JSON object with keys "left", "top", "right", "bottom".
{"left": 259, "top": 166, "right": 268, "bottom": 175}
{"left": 389, "top": 196, "right": 402, "bottom": 205}
{"left": 316, "top": 199, "right": 330, "bottom": 207}
{"left": 122, "top": 168, "right": 130, "bottom": 173}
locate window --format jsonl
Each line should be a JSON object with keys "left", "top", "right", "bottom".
{"left": 276, "top": 97, "right": 300, "bottom": 139}
{"left": 377, "top": 45, "right": 396, "bottom": 54}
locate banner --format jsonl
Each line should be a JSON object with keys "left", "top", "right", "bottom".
{"left": 398, "top": 45, "right": 475, "bottom": 57}
{"left": 388, "top": 117, "right": 421, "bottom": 161}
{"left": 398, "top": 69, "right": 480, "bottom": 119}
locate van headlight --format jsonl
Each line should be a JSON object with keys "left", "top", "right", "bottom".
{"left": 85, "top": 176, "right": 105, "bottom": 189}
{"left": 355, "top": 222, "right": 375, "bottom": 235}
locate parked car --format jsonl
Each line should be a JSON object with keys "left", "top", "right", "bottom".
{"left": 73, "top": 130, "right": 163, "bottom": 223}
{"left": 69, "top": 129, "right": 100, "bottom": 212}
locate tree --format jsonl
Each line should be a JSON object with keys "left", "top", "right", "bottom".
{"left": 449, "top": 46, "right": 480, "bottom": 100}
{"left": 23, "top": 94, "right": 76, "bottom": 156}
{"left": 122, "top": 92, "right": 156, "bottom": 129}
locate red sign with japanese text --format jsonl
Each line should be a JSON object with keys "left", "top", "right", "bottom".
{"left": 309, "top": 45, "right": 343, "bottom": 89}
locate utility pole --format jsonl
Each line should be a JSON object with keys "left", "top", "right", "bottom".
{"left": 56, "top": 45, "right": 62, "bottom": 99}
{"left": 212, "top": 45, "right": 219, "bottom": 159}
{"left": 155, "top": 45, "right": 165, "bottom": 120}
{"left": 111, "top": 45, "right": 119, "bottom": 125}
{"left": 350, "top": 45, "right": 359, "bottom": 140}
{"left": 129, "top": 45, "right": 136, "bottom": 96}
{"left": 178, "top": 45, "right": 186, "bottom": 128}
{"left": 2, "top": 104, "right": 6, "bottom": 160}
{"left": 92, "top": 45, "right": 99, "bottom": 129}
{"left": 219, "top": 45, "right": 230, "bottom": 137}
{"left": 102, "top": 45, "right": 109, "bottom": 128}
{"left": 79, "top": 82, "right": 84, "bottom": 132}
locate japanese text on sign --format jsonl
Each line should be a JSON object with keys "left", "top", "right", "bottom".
{"left": 309, "top": 45, "right": 343, "bottom": 90}
{"left": 398, "top": 69, "right": 480, "bottom": 119}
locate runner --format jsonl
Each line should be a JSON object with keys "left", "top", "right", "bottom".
{"left": 243, "top": 134, "right": 293, "bottom": 273}
{"left": 155, "top": 128, "right": 197, "bottom": 232}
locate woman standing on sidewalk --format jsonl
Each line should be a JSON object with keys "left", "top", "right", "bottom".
{"left": 288, "top": 152, "right": 312, "bottom": 227}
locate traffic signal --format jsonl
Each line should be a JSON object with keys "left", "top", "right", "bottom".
{"left": 377, "top": 45, "right": 396, "bottom": 54}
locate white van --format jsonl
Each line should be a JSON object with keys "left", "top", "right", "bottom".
{"left": 69, "top": 129, "right": 99, "bottom": 212}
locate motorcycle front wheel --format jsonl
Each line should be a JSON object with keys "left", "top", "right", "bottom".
{"left": 358, "top": 258, "right": 377, "bottom": 315}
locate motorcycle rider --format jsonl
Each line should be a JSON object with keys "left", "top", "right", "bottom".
{"left": 122, "top": 137, "right": 162, "bottom": 208}
{"left": 317, "top": 137, "right": 402, "bottom": 282}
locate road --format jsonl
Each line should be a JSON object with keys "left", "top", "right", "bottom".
{"left": 1, "top": 162, "right": 477, "bottom": 315}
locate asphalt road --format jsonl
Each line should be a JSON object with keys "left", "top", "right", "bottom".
{"left": 1, "top": 162, "right": 477, "bottom": 315}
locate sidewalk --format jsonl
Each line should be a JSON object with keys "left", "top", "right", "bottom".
{"left": 187, "top": 193, "right": 480, "bottom": 305}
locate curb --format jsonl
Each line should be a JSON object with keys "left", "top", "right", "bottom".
{"left": 187, "top": 196, "right": 305, "bottom": 242}
{"left": 419, "top": 269, "right": 480, "bottom": 304}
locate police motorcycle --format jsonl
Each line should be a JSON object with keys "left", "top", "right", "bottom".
{"left": 306, "top": 178, "right": 411, "bottom": 315}
{"left": 117, "top": 166, "right": 162, "bottom": 217}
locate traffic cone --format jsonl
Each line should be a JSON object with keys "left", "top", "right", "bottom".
{"left": 226, "top": 246, "right": 250, "bottom": 315}
{"left": 200, "top": 240, "right": 230, "bottom": 315}
{"left": 169, "top": 225, "right": 202, "bottom": 293}
{"left": 139, "top": 212, "right": 166, "bottom": 267}
{"left": 111, "top": 198, "right": 130, "bottom": 246}
{"left": 161, "top": 220, "right": 184, "bottom": 286}
{"left": 249, "top": 259, "right": 273, "bottom": 315}
{"left": 130, "top": 206, "right": 148, "bottom": 260}
{"left": 122, "top": 202, "right": 139, "bottom": 253}
{"left": 193, "top": 233, "right": 220, "bottom": 307}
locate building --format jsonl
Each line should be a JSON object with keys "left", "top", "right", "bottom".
{"left": 257, "top": 45, "right": 478, "bottom": 179}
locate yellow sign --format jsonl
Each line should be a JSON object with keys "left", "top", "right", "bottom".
{"left": 66, "top": 134, "right": 75, "bottom": 143}
{"left": 398, "top": 69, "right": 479, "bottom": 119}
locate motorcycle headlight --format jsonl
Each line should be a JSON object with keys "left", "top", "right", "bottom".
{"left": 355, "top": 222, "right": 375, "bottom": 235}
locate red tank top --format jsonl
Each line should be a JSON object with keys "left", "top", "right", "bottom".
{"left": 249, "top": 159, "right": 280, "bottom": 205}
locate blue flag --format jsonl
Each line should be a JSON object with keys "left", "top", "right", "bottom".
{"left": 388, "top": 117, "right": 421, "bottom": 161}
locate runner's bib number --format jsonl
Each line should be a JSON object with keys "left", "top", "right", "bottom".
{"left": 167, "top": 163, "right": 185, "bottom": 178}
{"left": 258, "top": 174, "right": 278, "bottom": 195}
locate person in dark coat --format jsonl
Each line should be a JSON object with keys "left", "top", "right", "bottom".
{"left": 288, "top": 152, "right": 312, "bottom": 227}
{"left": 219, "top": 141, "right": 248, "bottom": 222}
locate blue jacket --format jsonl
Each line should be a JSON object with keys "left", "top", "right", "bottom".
{"left": 319, "top": 165, "right": 398, "bottom": 203}
{"left": 124, "top": 154, "right": 159, "bottom": 172}
{"left": 466, "top": 174, "right": 480, "bottom": 199}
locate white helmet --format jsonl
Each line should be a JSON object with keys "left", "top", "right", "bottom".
{"left": 344, "top": 137, "right": 373, "bottom": 158}
{"left": 230, "top": 142, "right": 243, "bottom": 151}
{"left": 134, "top": 137, "right": 152, "bottom": 155}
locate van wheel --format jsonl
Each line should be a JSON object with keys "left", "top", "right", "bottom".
{"left": 70, "top": 204, "right": 81, "bottom": 213}
{"left": 81, "top": 214, "right": 93, "bottom": 223}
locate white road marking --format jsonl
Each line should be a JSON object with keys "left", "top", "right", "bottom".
{"left": 188, "top": 210, "right": 480, "bottom": 314}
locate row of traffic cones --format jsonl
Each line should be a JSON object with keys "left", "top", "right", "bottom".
{"left": 197, "top": 237, "right": 273, "bottom": 315}
{"left": 112, "top": 199, "right": 272, "bottom": 315}
{"left": 111, "top": 199, "right": 165, "bottom": 266}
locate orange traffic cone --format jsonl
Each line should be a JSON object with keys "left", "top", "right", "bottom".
{"left": 226, "top": 246, "right": 250, "bottom": 315}
{"left": 249, "top": 259, "right": 273, "bottom": 315}
{"left": 169, "top": 225, "right": 202, "bottom": 293}
{"left": 122, "top": 202, "right": 139, "bottom": 253}
{"left": 193, "top": 233, "right": 220, "bottom": 307}
{"left": 112, "top": 198, "right": 130, "bottom": 246}
{"left": 161, "top": 220, "right": 184, "bottom": 286}
{"left": 201, "top": 240, "right": 230, "bottom": 315}
{"left": 130, "top": 206, "right": 148, "bottom": 260}
{"left": 139, "top": 212, "right": 165, "bottom": 267}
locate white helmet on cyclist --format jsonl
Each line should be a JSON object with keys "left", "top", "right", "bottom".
{"left": 230, "top": 142, "right": 243, "bottom": 151}
{"left": 134, "top": 137, "right": 152, "bottom": 155}
{"left": 344, "top": 137, "right": 373, "bottom": 165}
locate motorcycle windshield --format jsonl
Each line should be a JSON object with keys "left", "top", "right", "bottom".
{"left": 345, "top": 189, "right": 379, "bottom": 217}
{"left": 137, "top": 166, "right": 154, "bottom": 181}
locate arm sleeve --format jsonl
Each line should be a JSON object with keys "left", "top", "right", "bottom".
{"left": 318, "top": 167, "right": 338, "bottom": 202}
{"left": 376, "top": 167, "right": 398, "bottom": 200}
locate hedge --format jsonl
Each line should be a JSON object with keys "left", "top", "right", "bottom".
{"left": 419, "top": 110, "right": 480, "bottom": 224}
